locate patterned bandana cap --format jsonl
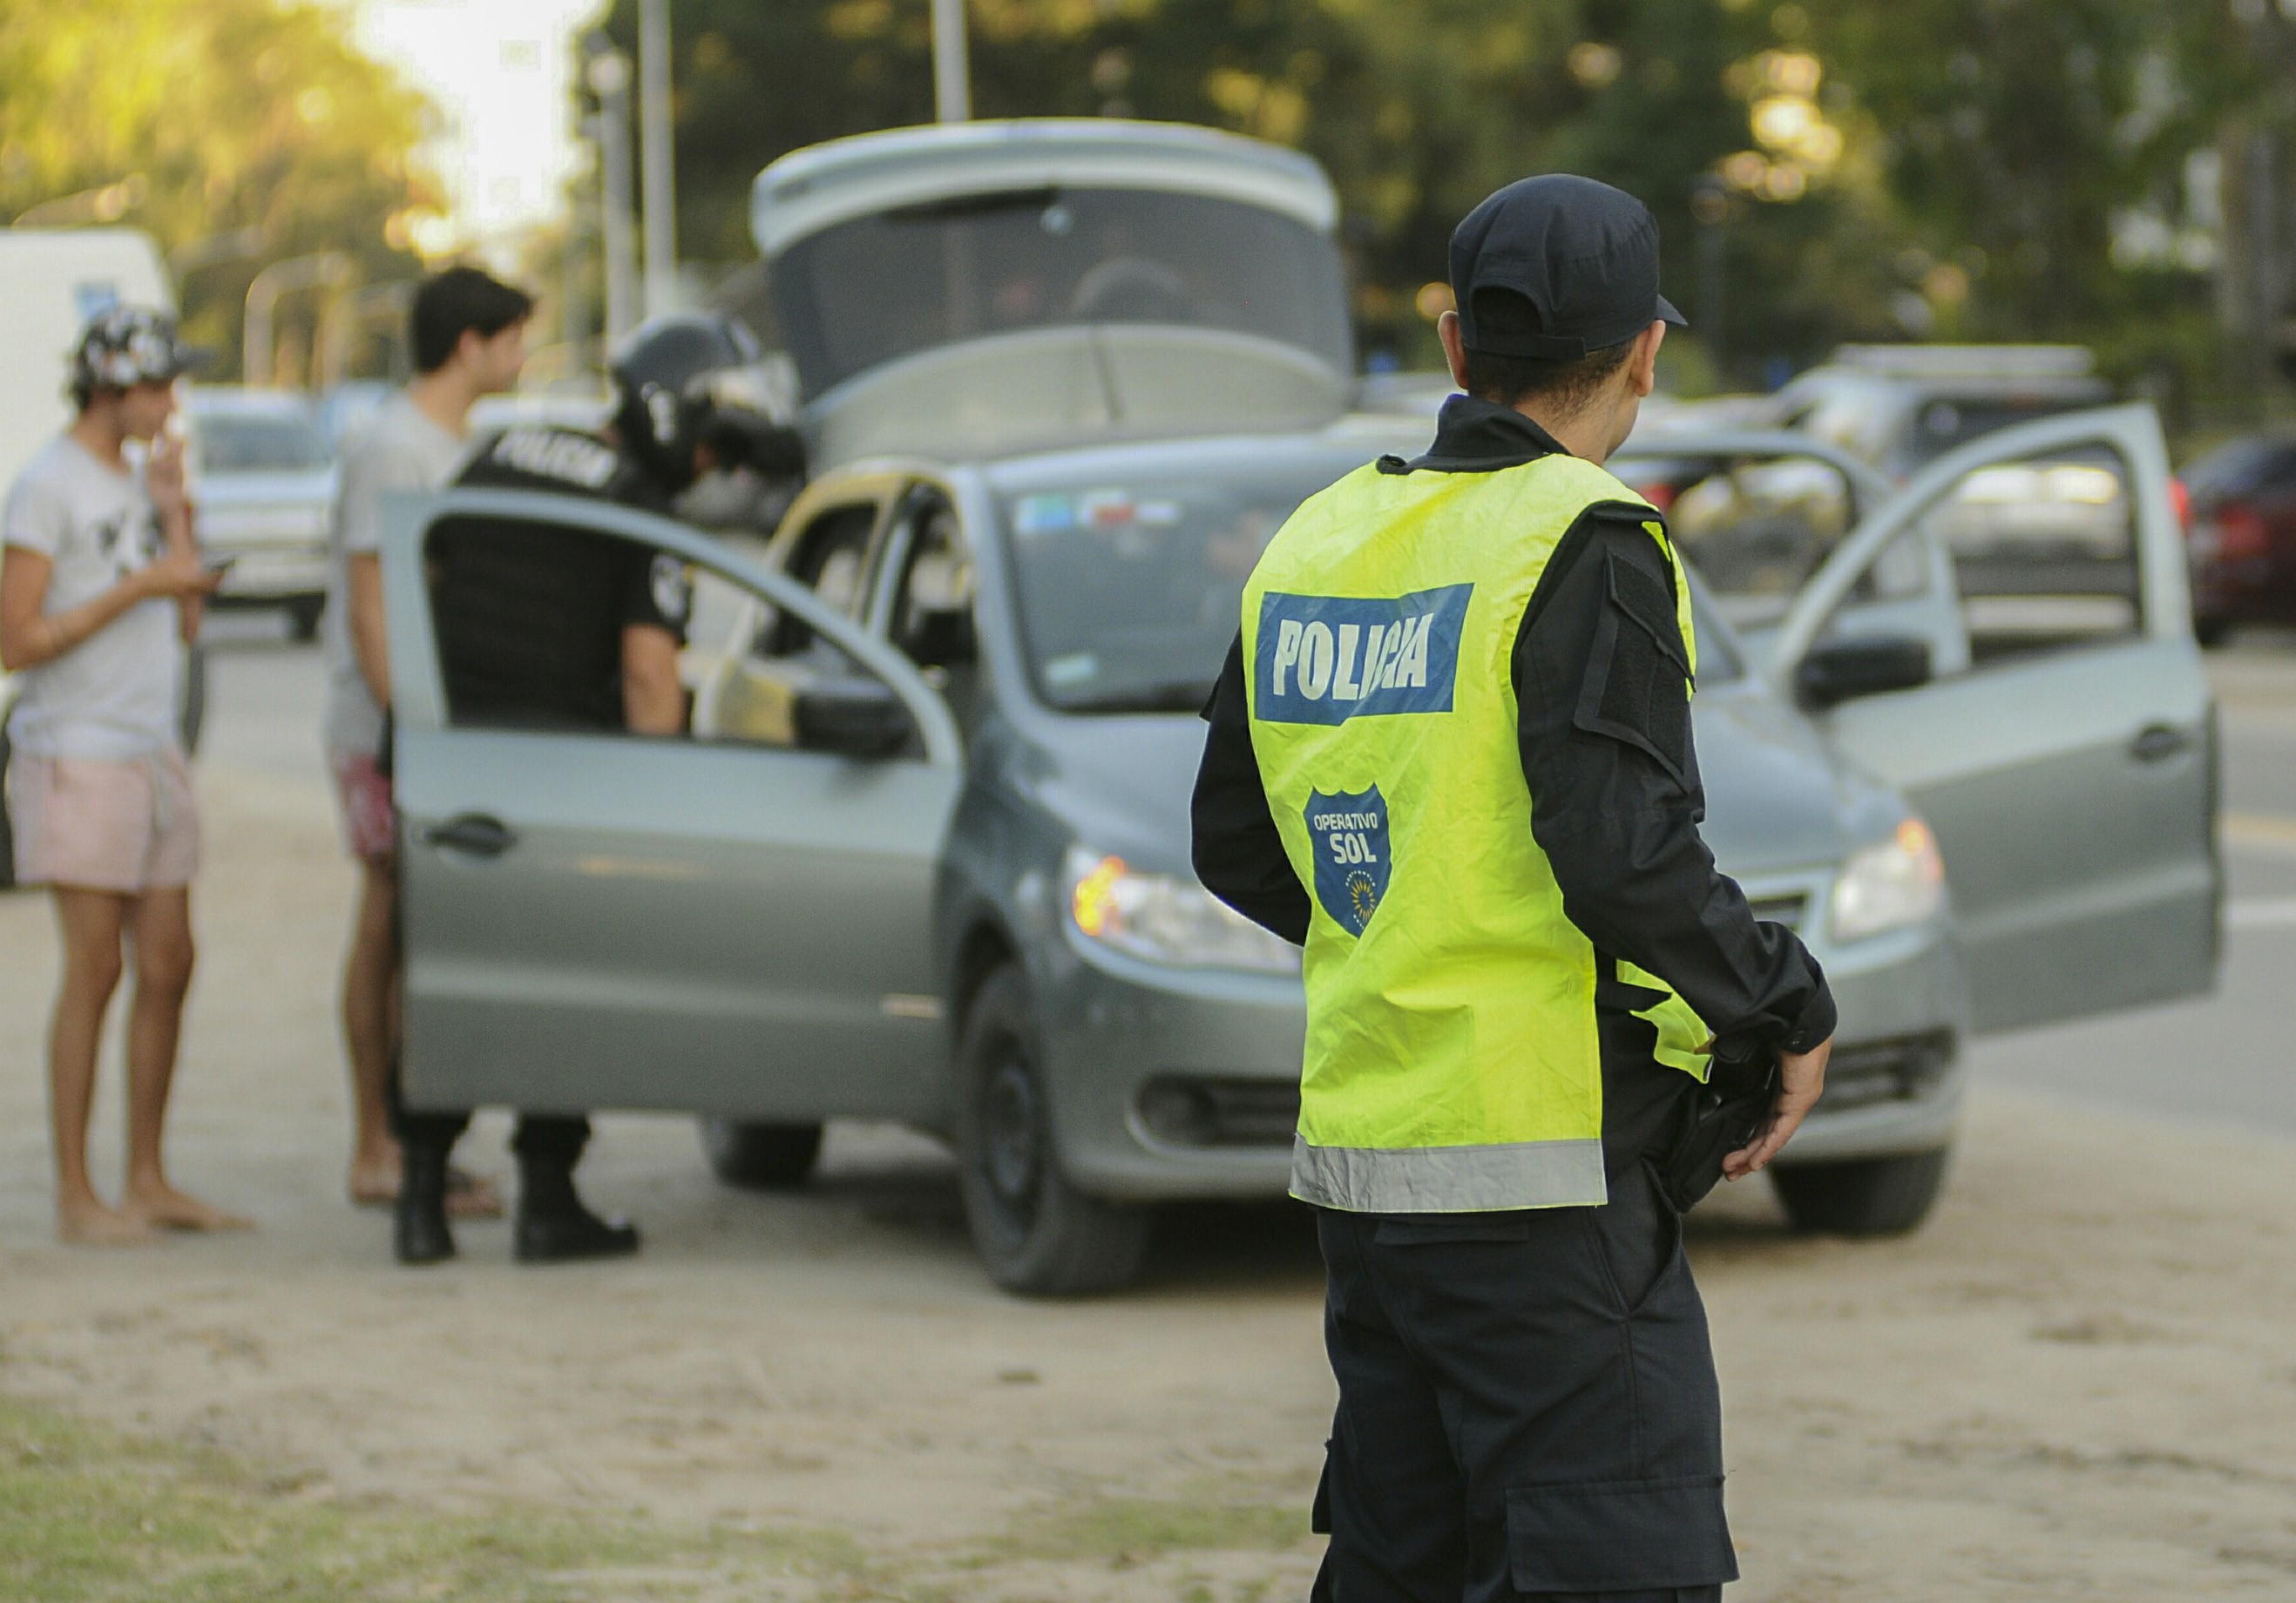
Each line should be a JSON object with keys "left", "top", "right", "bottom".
{"left": 71, "top": 306, "right": 190, "bottom": 394}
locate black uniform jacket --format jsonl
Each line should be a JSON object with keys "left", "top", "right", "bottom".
{"left": 1191, "top": 396, "right": 1835, "bottom": 1163}
{"left": 430, "top": 425, "right": 693, "bottom": 733}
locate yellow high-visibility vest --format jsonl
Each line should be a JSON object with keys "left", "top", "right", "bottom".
{"left": 1243, "top": 450, "right": 1710, "bottom": 1212}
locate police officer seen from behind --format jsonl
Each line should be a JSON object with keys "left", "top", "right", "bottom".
{"left": 396, "top": 312, "right": 803, "bottom": 1266}
{"left": 1192, "top": 175, "right": 1836, "bottom": 1601}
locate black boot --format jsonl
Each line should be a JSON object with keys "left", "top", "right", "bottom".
{"left": 395, "top": 1140, "right": 457, "bottom": 1266}
{"left": 513, "top": 1157, "right": 640, "bottom": 1264}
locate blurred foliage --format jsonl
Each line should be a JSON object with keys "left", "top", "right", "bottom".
{"left": 594, "top": 0, "right": 2274, "bottom": 413}
{"left": 0, "top": 0, "right": 428, "bottom": 382}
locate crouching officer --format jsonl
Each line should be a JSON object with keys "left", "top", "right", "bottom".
{"left": 395, "top": 312, "right": 803, "bottom": 1265}
{"left": 1192, "top": 175, "right": 1837, "bottom": 1600}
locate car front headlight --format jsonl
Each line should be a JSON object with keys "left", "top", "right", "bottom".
{"left": 1066, "top": 846, "right": 1301, "bottom": 974}
{"left": 1829, "top": 818, "right": 1946, "bottom": 942}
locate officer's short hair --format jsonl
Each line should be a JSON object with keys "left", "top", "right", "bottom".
{"left": 410, "top": 267, "right": 534, "bottom": 375}
{"left": 1460, "top": 289, "right": 1635, "bottom": 415}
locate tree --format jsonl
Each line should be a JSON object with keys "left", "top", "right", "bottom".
{"left": 0, "top": 0, "right": 430, "bottom": 382}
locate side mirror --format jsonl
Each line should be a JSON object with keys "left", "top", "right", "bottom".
{"left": 794, "top": 674, "right": 914, "bottom": 759}
{"left": 1795, "top": 633, "right": 1932, "bottom": 708}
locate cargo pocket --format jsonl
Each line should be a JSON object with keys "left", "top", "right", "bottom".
{"left": 1575, "top": 548, "right": 1694, "bottom": 788}
{"left": 1506, "top": 1474, "right": 1737, "bottom": 1593}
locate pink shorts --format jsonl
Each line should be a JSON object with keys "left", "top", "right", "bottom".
{"left": 8, "top": 748, "right": 201, "bottom": 893}
{"left": 328, "top": 747, "right": 396, "bottom": 862}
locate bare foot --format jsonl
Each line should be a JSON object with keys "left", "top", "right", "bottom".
{"left": 348, "top": 1148, "right": 403, "bottom": 1208}
{"left": 126, "top": 1184, "right": 254, "bottom": 1233}
{"left": 57, "top": 1198, "right": 154, "bottom": 1247}
{"left": 349, "top": 1160, "right": 502, "bottom": 1218}
{"left": 446, "top": 1167, "right": 505, "bottom": 1220}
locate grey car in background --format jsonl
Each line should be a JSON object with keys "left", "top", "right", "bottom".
{"left": 381, "top": 118, "right": 2217, "bottom": 1295}
{"left": 382, "top": 396, "right": 2215, "bottom": 1295}
{"left": 183, "top": 386, "right": 336, "bottom": 639}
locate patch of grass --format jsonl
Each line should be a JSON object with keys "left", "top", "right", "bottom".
{"left": 0, "top": 1391, "right": 867, "bottom": 1602}
{"left": 983, "top": 1491, "right": 1309, "bottom": 1568}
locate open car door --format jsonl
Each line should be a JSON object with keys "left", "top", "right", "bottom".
{"left": 1769, "top": 403, "right": 2218, "bottom": 1032}
{"left": 381, "top": 488, "right": 964, "bottom": 1121}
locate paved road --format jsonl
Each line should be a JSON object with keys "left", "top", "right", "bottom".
{"left": 198, "top": 612, "right": 2296, "bottom": 1139}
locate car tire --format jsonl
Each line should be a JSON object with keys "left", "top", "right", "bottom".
{"left": 956, "top": 964, "right": 1151, "bottom": 1296}
{"left": 286, "top": 595, "right": 325, "bottom": 643}
{"left": 1771, "top": 1146, "right": 1950, "bottom": 1236}
{"left": 698, "top": 1119, "right": 823, "bottom": 1189}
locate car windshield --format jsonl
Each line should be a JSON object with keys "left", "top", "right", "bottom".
{"left": 1001, "top": 455, "right": 1744, "bottom": 714}
{"left": 192, "top": 410, "right": 330, "bottom": 473}
{"left": 1895, "top": 395, "right": 2083, "bottom": 472}
{"left": 771, "top": 186, "right": 1351, "bottom": 397}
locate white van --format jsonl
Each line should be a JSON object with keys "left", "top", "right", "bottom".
{"left": 0, "top": 229, "right": 175, "bottom": 490}
{"left": 0, "top": 229, "right": 192, "bottom": 888}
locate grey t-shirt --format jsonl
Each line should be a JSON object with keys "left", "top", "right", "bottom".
{"left": 2, "top": 435, "right": 180, "bottom": 760}
{"left": 322, "top": 393, "right": 467, "bottom": 756}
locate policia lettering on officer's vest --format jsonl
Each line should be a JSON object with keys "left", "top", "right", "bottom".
{"left": 1243, "top": 450, "right": 1713, "bottom": 1214}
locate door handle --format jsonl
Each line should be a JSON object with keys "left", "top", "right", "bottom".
{"left": 2128, "top": 724, "right": 2193, "bottom": 764}
{"left": 418, "top": 813, "right": 518, "bottom": 857}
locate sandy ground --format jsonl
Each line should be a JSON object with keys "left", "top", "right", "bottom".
{"left": 4, "top": 757, "right": 2296, "bottom": 1601}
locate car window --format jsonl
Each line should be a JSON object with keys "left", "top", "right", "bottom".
{"left": 764, "top": 501, "right": 881, "bottom": 655}
{"left": 691, "top": 588, "right": 908, "bottom": 756}
{"left": 999, "top": 461, "right": 1352, "bottom": 714}
{"left": 190, "top": 409, "right": 330, "bottom": 473}
{"left": 1913, "top": 443, "right": 2141, "bottom": 666}
{"left": 1614, "top": 451, "right": 1868, "bottom": 631}
{"left": 773, "top": 186, "right": 1351, "bottom": 398}
{"left": 1890, "top": 396, "right": 2092, "bottom": 475}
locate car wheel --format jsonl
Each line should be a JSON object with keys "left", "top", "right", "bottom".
{"left": 286, "top": 595, "right": 325, "bottom": 643}
{"left": 1771, "top": 1146, "right": 1950, "bottom": 1236}
{"left": 956, "top": 964, "right": 1151, "bottom": 1296}
{"left": 698, "top": 1119, "right": 823, "bottom": 1189}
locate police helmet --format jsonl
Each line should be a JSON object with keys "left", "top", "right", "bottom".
{"left": 608, "top": 313, "right": 802, "bottom": 492}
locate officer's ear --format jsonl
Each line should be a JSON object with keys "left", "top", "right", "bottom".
{"left": 1627, "top": 321, "right": 1666, "bottom": 400}
{"left": 1437, "top": 309, "right": 1471, "bottom": 391}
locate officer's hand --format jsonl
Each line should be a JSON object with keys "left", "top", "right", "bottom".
{"left": 1723, "top": 1037, "right": 1830, "bottom": 1180}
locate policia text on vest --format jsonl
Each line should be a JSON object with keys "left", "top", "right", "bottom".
{"left": 1191, "top": 173, "right": 1835, "bottom": 1601}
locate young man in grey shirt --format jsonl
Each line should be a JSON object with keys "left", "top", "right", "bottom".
{"left": 324, "top": 267, "right": 530, "bottom": 1212}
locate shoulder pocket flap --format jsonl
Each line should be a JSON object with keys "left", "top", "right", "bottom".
{"left": 1604, "top": 547, "right": 1690, "bottom": 673}
{"left": 1372, "top": 1213, "right": 1534, "bottom": 1246}
{"left": 1574, "top": 551, "right": 1695, "bottom": 787}
{"left": 1507, "top": 1473, "right": 1737, "bottom": 1593}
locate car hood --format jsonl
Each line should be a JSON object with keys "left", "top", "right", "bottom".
{"left": 1017, "top": 680, "right": 1903, "bottom": 883}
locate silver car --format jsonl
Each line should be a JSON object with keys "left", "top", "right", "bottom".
{"left": 183, "top": 385, "right": 336, "bottom": 639}
{"left": 381, "top": 394, "right": 2214, "bottom": 1294}
{"left": 382, "top": 120, "right": 2216, "bottom": 1294}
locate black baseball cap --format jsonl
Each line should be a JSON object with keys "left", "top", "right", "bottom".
{"left": 1449, "top": 174, "right": 1686, "bottom": 359}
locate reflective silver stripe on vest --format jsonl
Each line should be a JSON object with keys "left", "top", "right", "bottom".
{"left": 1290, "top": 1134, "right": 1609, "bottom": 1213}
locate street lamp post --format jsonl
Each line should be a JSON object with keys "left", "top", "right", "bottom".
{"left": 244, "top": 252, "right": 354, "bottom": 388}
{"left": 587, "top": 44, "right": 640, "bottom": 343}
{"left": 932, "top": 0, "right": 971, "bottom": 123}
{"left": 638, "top": 0, "right": 678, "bottom": 319}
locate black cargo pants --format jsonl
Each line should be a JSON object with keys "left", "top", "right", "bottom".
{"left": 1308, "top": 1054, "right": 1735, "bottom": 1603}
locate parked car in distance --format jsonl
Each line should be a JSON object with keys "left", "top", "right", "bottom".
{"left": 2178, "top": 430, "right": 2296, "bottom": 645}
{"left": 1758, "top": 344, "right": 2112, "bottom": 482}
{"left": 182, "top": 386, "right": 336, "bottom": 640}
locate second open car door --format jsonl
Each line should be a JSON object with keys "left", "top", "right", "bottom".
{"left": 1769, "top": 403, "right": 2218, "bottom": 1033}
